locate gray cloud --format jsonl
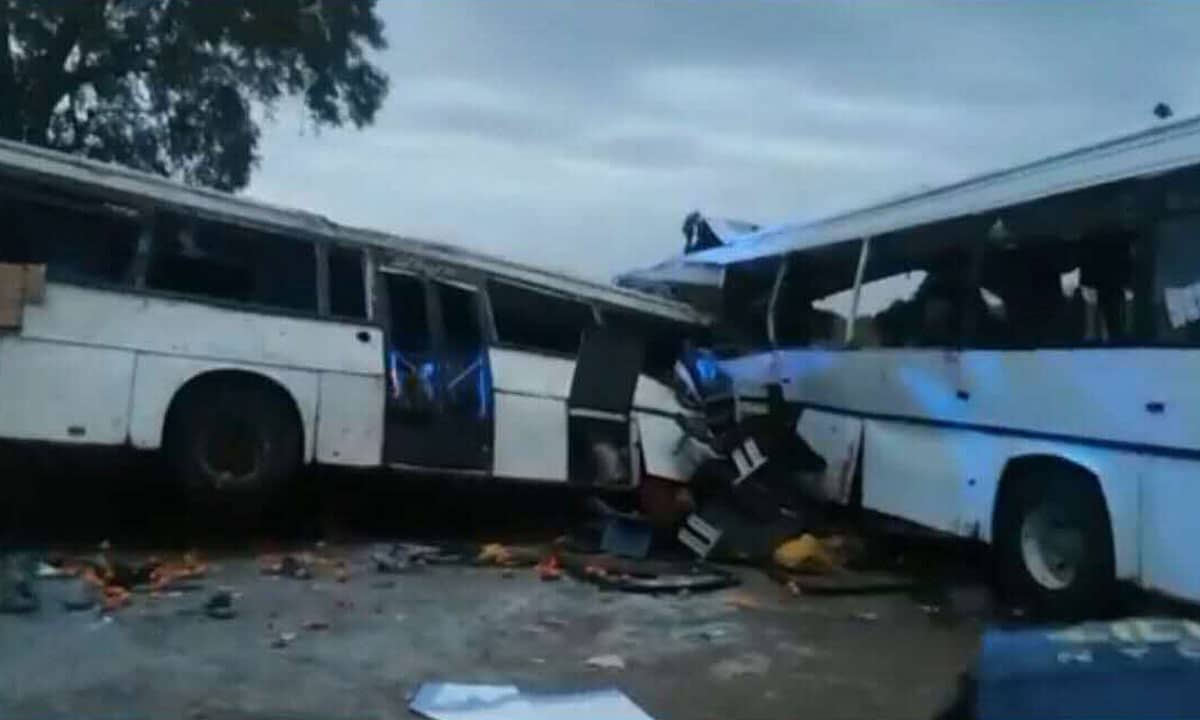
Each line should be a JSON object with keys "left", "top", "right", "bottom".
{"left": 249, "top": 0, "right": 1200, "bottom": 280}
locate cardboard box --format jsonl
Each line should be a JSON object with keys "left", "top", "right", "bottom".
{"left": 22, "top": 264, "right": 45, "bottom": 304}
{"left": 0, "top": 263, "right": 24, "bottom": 329}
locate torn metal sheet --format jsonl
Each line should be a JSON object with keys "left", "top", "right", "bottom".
{"left": 795, "top": 409, "right": 863, "bottom": 505}
{"left": 409, "top": 683, "right": 655, "bottom": 720}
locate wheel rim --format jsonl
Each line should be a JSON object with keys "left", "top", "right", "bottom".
{"left": 200, "top": 415, "right": 265, "bottom": 488}
{"left": 1020, "top": 502, "right": 1085, "bottom": 591}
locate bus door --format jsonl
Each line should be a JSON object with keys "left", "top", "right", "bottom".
{"left": 567, "top": 327, "right": 644, "bottom": 488}
{"left": 380, "top": 270, "right": 492, "bottom": 470}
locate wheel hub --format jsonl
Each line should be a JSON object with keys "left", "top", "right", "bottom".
{"left": 1020, "top": 502, "right": 1085, "bottom": 591}
{"left": 201, "top": 417, "right": 263, "bottom": 487}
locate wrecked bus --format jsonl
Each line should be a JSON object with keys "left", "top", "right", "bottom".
{"left": 621, "top": 115, "right": 1200, "bottom": 612}
{"left": 0, "top": 139, "right": 712, "bottom": 497}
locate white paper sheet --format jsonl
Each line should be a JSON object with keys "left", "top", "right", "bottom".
{"left": 410, "top": 682, "right": 655, "bottom": 720}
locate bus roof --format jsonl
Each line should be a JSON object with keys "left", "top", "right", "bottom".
{"left": 0, "top": 138, "right": 710, "bottom": 326}
{"left": 679, "top": 114, "right": 1200, "bottom": 267}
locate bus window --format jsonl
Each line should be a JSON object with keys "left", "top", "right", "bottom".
{"left": 1153, "top": 215, "right": 1200, "bottom": 344}
{"left": 385, "top": 272, "right": 435, "bottom": 415}
{"left": 328, "top": 246, "right": 367, "bottom": 319}
{"left": 774, "top": 239, "right": 861, "bottom": 347}
{"left": 976, "top": 231, "right": 1140, "bottom": 347}
{"left": 720, "top": 260, "right": 775, "bottom": 350}
{"left": 854, "top": 233, "right": 976, "bottom": 348}
{"left": 0, "top": 180, "right": 140, "bottom": 286}
{"left": 147, "top": 214, "right": 318, "bottom": 313}
{"left": 435, "top": 281, "right": 488, "bottom": 418}
{"left": 488, "top": 280, "right": 594, "bottom": 356}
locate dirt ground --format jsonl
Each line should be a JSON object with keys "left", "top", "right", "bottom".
{"left": 0, "top": 455, "right": 987, "bottom": 720}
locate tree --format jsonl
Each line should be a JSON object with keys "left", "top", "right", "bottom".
{"left": 0, "top": 0, "right": 388, "bottom": 190}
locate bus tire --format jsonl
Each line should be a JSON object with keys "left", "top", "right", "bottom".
{"left": 164, "top": 375, "right": 302, "bottom": 497}
{"left": 993, "top": 462, "right": 1115, "bottom": 618}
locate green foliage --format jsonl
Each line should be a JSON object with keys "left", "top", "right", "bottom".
{"left": 0, "top": 0, "right": 389, "bottom": 190}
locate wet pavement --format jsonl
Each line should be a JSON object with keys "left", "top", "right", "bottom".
{"left": 0, "top": 451, "right": 986, "bottom": 720}
{"left": 0, "top": 548, "right": 984, "bottom": 720}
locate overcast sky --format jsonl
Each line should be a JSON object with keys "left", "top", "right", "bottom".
{"left": 248, "top": 0, "right": 1200, "bottom": 282}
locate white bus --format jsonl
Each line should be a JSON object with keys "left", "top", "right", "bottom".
{"left": 0, "top": 139, "right": 711, "bottom": 500}
{"left": 622, "top": 116, "right": 1200, "bottom": 612}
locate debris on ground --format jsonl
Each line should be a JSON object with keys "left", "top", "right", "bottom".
{"left": 773, "top": 534, "right": 840, "bottom": 574}
{"left": 270, "top": 631, "right": 297, "bottom": 649}
{"left": 601, "top": 516, "right": 653, "bottom": 559}
{"left": 302, "top": 619, "right": 330, "bottom": 631}
{"left": 62, "top": 577, "right": 98, "bottom": 612}
{"left": 259, "top": 554, "right": 312, "bottom": 580}
{"left": 0, "top": 555, "right": 39, "bottom": 614}
{"left": 203, "top": 590, "right": 235, "bottom": 620}
{"left": 149, "top": 553, "right": 208, "bottom": 592}
{"left": 534, "top": 554, "right": 562, "bottom": 582}
{"left": 474, "top": 543, "right": 544, "bottom": 568}
{"left": 852, "top": 611, "right": 880, "bottom": 623}
{"left": 371, "top": 542, "right": 465, "bottom": 573}
{"left": 723, "top": 590, "right": 764, "bottom": 611}
{"left": 36, "top": 561, "right": 70, "bottom": 579}
{"left": 585, "top": 653, "right": 627, "bottom": 670}
{"left": 771, "top": 567, "right": 916, "bottom": 595}
{"left": 562, "top": 553, "right": 738, "bottom": 594}
{"left": 637, "top": 475, "right": 695, "bottom": 530}
{"left": 409, "top": 682, "right": 654, "bottom": 720}
{"left": 710, "top": 652, "right": 773, "bottom": 681}
{"left": 34, "top": 550, "right": 209, "bottom": 612}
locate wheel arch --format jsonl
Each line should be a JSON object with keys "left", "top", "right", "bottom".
{"left": 129, "top": 357, "right": 318, "bottom": 463}
{"left": 989, "top": 452, "right": 1122, "bottom": 576}
{"left": 164, "top": 369, "right": 304, "bottom": 453}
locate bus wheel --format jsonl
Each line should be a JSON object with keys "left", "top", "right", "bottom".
{"left": 993, "top": 463, "right": 1114, "bottom": 617}
{"left": 165, "top": 376, "right": 301, "bottom": 496}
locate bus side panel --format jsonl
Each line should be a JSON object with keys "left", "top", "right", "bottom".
{"left": 770, "top": 348, "right": 1143, "bottom": 580}
{"left": 635, "top": 411, "right": 710, "bottom": 482}
{"left": 488, "top": 347, "right": 573, "bottom": 481}
{"left": 719, "top": 350, "right": 777, "bottom": 400}
{"left": 492, "top": 393, "right": 567, "bottom": 481}
{"left": 315, "top": 372, "right": 384, "bottom": 467}
{"left": 775, "top": 347, "right": 1200, "bottom": 455}
{"left": 796, "top": 409, "right": 862, "bottom": 504}
{"left": 632, "top": 375, "right": 709, "bottom": 482}
{"left": 22, "top": 283, "right": 380, "bottom": 376}
{"left": 862, "top": 420, "right": 1001, "bottom": 537}
{"left": 129, "top": 355, "right": 319, "bottom": 461}
{"left": 0, "top": 335, "right": 134, "bottom": 444}
{"left": 1138, "top": 456, "right": 1200, "bottom": 600}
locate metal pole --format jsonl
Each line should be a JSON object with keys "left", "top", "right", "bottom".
{"left": 766, "top": 257, "right": 788, "bottom": 347}
{"left": 845, "top": 237, "right": 871, "bottom": 345}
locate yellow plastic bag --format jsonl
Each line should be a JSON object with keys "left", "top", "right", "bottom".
{"left": 773, "top": 534, "right": 838, "bottom": 574}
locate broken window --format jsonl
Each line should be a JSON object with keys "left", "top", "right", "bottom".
{"left": 386, "top": 272, "right": 431, "bottom": 354}
{"left": 435, "top": 281, "right": 487, "bottom": 417}
{"left": 603, "top": 310, "right": 698, "bottom": 377}
{"left": 853, "top": 231, "right": 977, "bottom": 348}
{"left": 1152, "top": 214, "right": 1200, "bottom": 343}
{"left": 488, "top": 280, "right": 595, "bottom": 356}
{"left": 146, "top": 214, "right": 318, "bottom": 313}
{"left": 328, "top": 246, "right": 367, "bottom": 319}
{"left": 0, "top": 179, "right": 140, "bottom": 285}
{"left": 773, "top": 239, "right": 862, "bottom": 347}
{"left": 718, "top": 260, "right": 775, "bottom": 352}
{"left": 972, "top": 230, "right": 1143, "bottom": 348}
{"left": 385, "top": 272, "right": 435, "bottom": 415}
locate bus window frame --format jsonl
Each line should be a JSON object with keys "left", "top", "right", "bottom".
{"left": 485, "top": 278, "right": 599, "bottom": 360}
